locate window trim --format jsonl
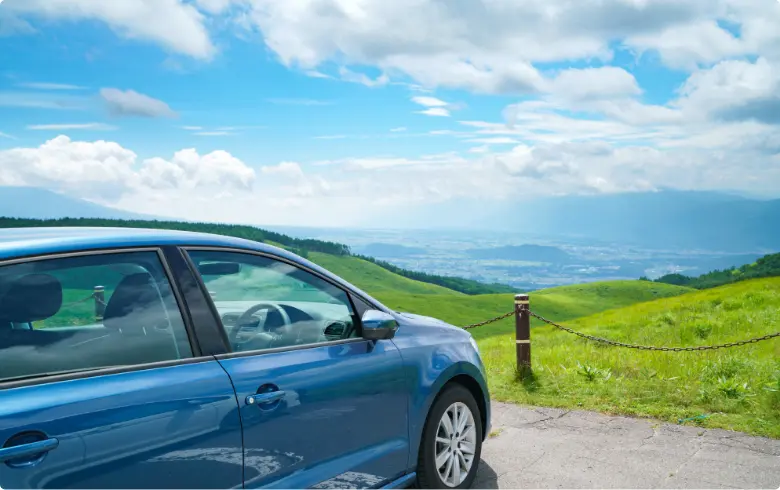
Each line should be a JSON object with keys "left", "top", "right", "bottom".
{"left": 182, "top": 246, "right": 375, "bottom": 359}
{"left": 0, "top": 247, "right": 210, "bottom": 390}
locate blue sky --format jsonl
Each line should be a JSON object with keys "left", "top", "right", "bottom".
{"left": 0, "top": 0, "right": 779, "bottom": 227}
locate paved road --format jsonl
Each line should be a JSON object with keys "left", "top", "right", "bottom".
{"left": 475, "top": 402, "right": 780, "bottom": 489}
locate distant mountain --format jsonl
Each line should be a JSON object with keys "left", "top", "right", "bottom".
{"left": 375, "top": 190, "right": 780, "bottom": 253}
{"left": 0, "top": 186, "right": 153, "bottom": 220}
{"left": 527, "top": 191, "right": 780, "bottom": 252}
{"left": 467, "top": 244, "right": 571, "bottom": 263}
{"left": 357, "top": 243, "right": 427, "bottom": 257}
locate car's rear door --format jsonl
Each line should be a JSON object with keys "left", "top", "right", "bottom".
{"left": 184, "top": 248, "right": 410, "bottom": 489}
{"left": 0, "top": 249, "right": 243, "bottom": 489}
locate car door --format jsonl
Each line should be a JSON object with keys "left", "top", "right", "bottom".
{"left": 185, "top": 248, "right": 410, "bottom": 489}
{"left": 0, "top": 249, "right": 244, "bottom": 489}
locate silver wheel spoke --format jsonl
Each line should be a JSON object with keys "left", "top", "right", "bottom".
{"left": 457, "top": 450, "right": 469, "bottom": 469}
{"left": 435, "top": 401, "right": 478, "bottom": 487}
{"left": 452, "top": 447, "right": 461, "bottom": 484}
{"left": 459, "top": 441, "right": 475, "bottom": 454}
{"left": 441, "top": 409, "right": 454, "bottom": 437}
{"left": 457, "top": 406, "right": 468, "bottom": 433}
{"left": 461, "top": 425, "right": 475, "bottom": 440}
{"left": 436, "top": 448, "right": 450, "bottom": 469}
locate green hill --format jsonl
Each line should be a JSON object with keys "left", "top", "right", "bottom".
{"left": 374, "top": 280, "right": 692, "bottom": 338}
{"left": 308, "top": 252, "right": 462, "bottom": 296}
{"left": 480, "top": 277, "right": 780, "bottom": 438}
{"left": 654, "top": 250, "right": 780, "bottom": 289}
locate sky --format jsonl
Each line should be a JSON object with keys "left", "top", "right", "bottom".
{"left": 0, "top": 0, "right": 779, "bottom": 227}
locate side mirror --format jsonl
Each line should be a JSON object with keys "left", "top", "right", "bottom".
{"left": 361, "top": 309, "right": 398, "bottom": 341}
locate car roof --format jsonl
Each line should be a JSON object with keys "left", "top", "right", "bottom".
{"left": 0, "top": 227, "right": 283, "bottom": 259}
{"left": 0, "top": 227, "right": 384, "bottom": 309}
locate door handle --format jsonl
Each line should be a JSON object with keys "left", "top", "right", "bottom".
{"left": 246, "top": 390, "right": 285, "bottom": 406}
{"left": 0, "top": 437, "right": 59, "bottom": 463}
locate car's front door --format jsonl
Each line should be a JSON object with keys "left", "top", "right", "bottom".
{"left": 186, "top": 249, "right": 410, "bottom": 489}
{"left": 0, "top": 250, "right": 243, "bottom": 489}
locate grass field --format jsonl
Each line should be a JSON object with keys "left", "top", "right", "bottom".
{"left": 368, "top": 281, "right": 692, "bottom": 338}
{"left": 308, "top": 252, "right": 462, "bottom": 296}
{"left": 479, "top": 277, "right": 780, "bottom": 438}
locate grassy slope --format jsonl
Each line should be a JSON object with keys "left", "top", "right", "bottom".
{"left": 309, "top": 252, "right": 691, "bottom": 338}
{"left": 307, "top": 252, "right": 462, "bottom": 296}
{"left": 374, "top": 281, "right": 692, "bottom": 338}
{"left": 480, "top": 277, "right": 780, "bottom": 438}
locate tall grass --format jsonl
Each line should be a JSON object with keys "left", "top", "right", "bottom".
{"left": 479, "top": 278, "right": 780, "bottom": 438}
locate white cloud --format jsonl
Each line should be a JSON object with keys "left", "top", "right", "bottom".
{"left": 416, "top": 108, "right": 450, "bottom": 117}
{"left": 182, "top": 126, "right": 204, "bottom": 130}
{"left": 468, "top": 137, "right": 519, "bottom": 145}
{"left": 548, "top": 67, "right": 641, "bottom": 101}
{"left": 390, "top": 127, "right": 407, "bottom": 132}
{"left": 19, "top": 82, "right": 86, "bottom": 90}
{"left": 468, "top": 145, "right": 490, "bottom": 154}
{"left": 675, "top": 57, "right": 780, "bottom": 124}
{"left": 411, "top": 96, "right": 449, "bottom": 108}
{"left": 337, "top": 67, "right": 389, "bottom": 87}
{"left": 0, "top": 132, "right": 16, "bottom": 139}
{"left": 0, "top": 135, "right": 138, "bottom": 198}
{"left": 260, "top": 161, "right": 305, "bottom": 179}
{"left": 233, "top": 0, "right": 740, "bottom": 94}
{"left": 0, "top": 91, "right": 87, "bottom": 110}
{"left": 100, "top": 88, "right": 177, "bottom": 118}
{"left": 0, "top": 136, "right": 254, "bottom": 200}
{"left": 6, "top": 0, "right": 215, "bottom": 59}
{"left": 139, "top": 148, "right": 255, "bottom": 191}
{"left": 5, "top": 129, "right": 780, "bottom": 227}
{"left": 27, "top": 123, "right": 117, "bottom": 131}
{"left": 194, "top": 131, "right": 233, "bottom": 136}
{"left": 626, "top": 20, "right": 744, "bottom": 70}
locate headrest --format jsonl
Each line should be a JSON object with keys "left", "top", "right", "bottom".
{"left": 103, "top": 273, "right": 167, "bottom": 333}
{"left": 0, "top": 273, "right": 63, "bottom": 323}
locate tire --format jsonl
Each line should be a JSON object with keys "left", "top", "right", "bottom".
{"left": 416, "top": 384, "right": 483, "bottom": 489}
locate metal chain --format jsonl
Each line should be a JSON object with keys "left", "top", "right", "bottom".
{"left": 62, "top": 292, "right": 98, "bottom": 307}
{"left": 62, "top": 292, "right": 107, "bottom": 308}
{"left": 462, "top": 310, "right": 515, "bottom": 330}
{"left": 528, "top": 310, "right": 780, "bottom": 351}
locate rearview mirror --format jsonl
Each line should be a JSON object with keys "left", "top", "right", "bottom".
{"left": 361, "top": 309, "right": 398, "bottom": 341}
{"left": 197, "top": 262, "right": 240, "bottom": 275}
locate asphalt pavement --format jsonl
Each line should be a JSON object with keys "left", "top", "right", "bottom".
{"left": 475, "top": 402, "right": 780, "bottom": 489}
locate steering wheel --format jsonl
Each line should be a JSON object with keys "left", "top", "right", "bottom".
{"left": 229, "top": 302, "right": 292, "bottom": 347}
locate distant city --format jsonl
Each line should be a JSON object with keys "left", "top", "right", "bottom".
{"left": 268, "top": 226, "right": 765, "bottom": 291}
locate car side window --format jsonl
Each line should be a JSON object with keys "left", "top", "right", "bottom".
{"left": 0, "top": 251, "right": 192, "bottom": 382}
{"left": 187, "top": 250, "right": 360, "bottom": 353}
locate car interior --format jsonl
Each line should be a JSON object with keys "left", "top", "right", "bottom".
{"left": 0, "top": 259, "right": 191, "bottom": 382}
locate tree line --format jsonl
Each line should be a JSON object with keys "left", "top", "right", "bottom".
{"left": 354, "top": 254, "right": 516, "bottom": 295}
{"left": 650, "top": 251, "right": 780, "bottom": 289}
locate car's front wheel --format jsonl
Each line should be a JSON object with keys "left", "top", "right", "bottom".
{"left": 417, "top": 384, "right": 483, "bottom": 489}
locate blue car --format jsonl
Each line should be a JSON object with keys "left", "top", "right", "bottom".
{"left": 0, "top": 227, "right": 490, "bottom": 489}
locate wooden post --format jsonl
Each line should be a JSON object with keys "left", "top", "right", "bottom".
{"left": 515, "top": 294, "right": 531, "bottom": 377}
{"left": 94, "top": 285, "right": 105, "bottom": 322}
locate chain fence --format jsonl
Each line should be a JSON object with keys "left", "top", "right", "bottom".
{"left": 462, "top": 310, "right": 515, "bottom": 330}
{"left": 461, "top": 308, "right": 780, "bottom": 351}
{"left": 62, "top": 292, "right": 106, "bottom": 308}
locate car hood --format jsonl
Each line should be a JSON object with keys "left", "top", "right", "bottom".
{"left": 395, "top": 311, "right": 458, "bottom": 329}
